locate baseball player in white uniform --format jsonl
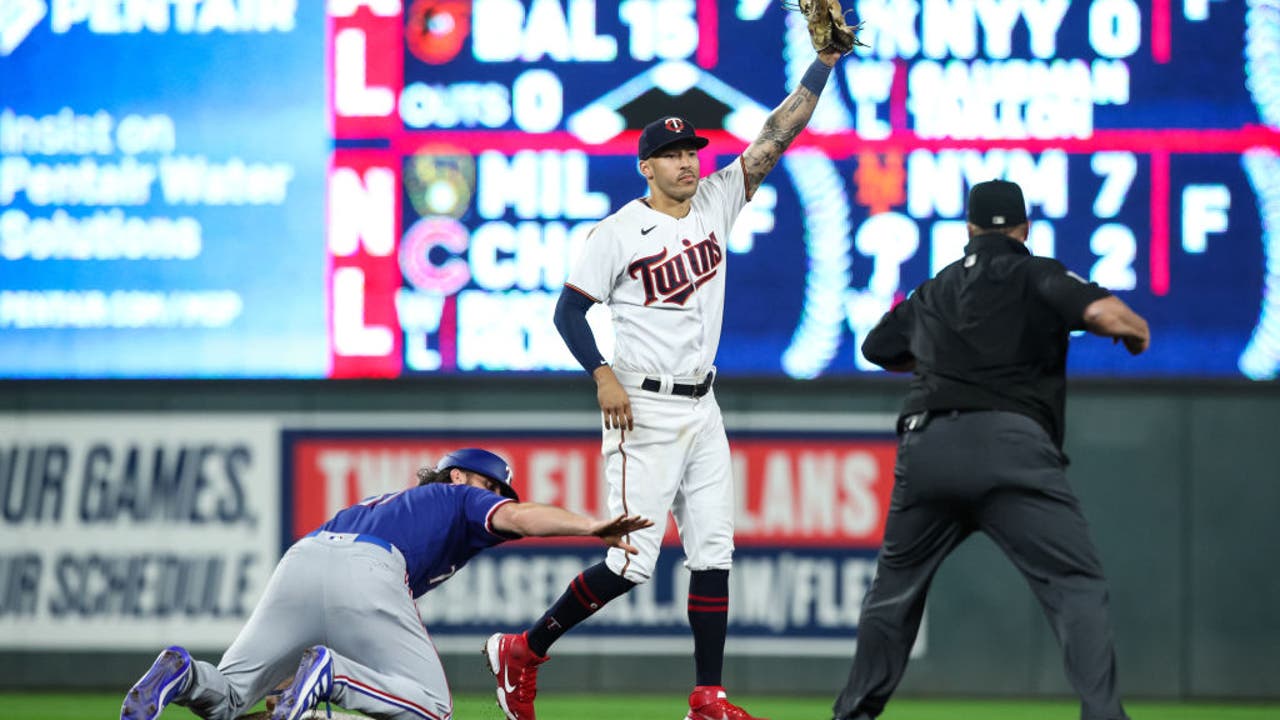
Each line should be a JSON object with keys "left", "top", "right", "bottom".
{"left": 484, "top": 46, "right": 847, "bottom": 720}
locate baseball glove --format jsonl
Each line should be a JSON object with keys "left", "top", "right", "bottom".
{"left": 787, "top": 0, "right": 867, "bottom": 54}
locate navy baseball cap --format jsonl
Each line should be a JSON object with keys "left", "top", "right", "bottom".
{"left": 638, "top": 116, "right": 709, "bottom": 160}
{"left": 967, "top": 179, "right": 1028, "bottom": 229}
{"left": 435, "top": 448, "right": 519, "bottom": 501}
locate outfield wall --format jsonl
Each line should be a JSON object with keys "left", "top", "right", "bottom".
{"left": 0, "top": 378, "right": 1276, "bottom": 701}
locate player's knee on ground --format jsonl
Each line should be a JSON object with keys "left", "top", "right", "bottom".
{"left": 375, "top": 693, "right": 451, "bottom": 720}
{"left": 398, "top": 684, "right": 452, "bottom": 719}
{"left": 430, "top": 698, "right": 453, "bottom": 720}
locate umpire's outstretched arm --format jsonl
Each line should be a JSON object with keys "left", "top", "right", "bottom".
{"left": 1083, "top": 296, "right": 1150, "bottom": 355}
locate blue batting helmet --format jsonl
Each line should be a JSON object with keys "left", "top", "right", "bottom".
{"left": 435, "top": 448, "right": 519, "bottom": 502}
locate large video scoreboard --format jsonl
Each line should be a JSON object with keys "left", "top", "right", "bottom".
{"left": 2, "top": 0, "right": 1278, "bottom": 379}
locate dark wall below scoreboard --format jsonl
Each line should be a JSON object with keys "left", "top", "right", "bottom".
{"left": 0, "top": 377, "right": 1276, "bottom": 700}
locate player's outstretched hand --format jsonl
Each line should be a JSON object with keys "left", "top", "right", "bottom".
{"left": 591, "top": 513, "right": 654, "bottom": 554}
{"left": 597, "top": 376, "right": 634, "bottom": 431}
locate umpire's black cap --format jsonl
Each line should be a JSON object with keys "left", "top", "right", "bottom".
{"left": 638, "top": 116, "right": 709, "bottom": 160}
{"left": 967, "top": 179, "right": 1028, "bottom": 229}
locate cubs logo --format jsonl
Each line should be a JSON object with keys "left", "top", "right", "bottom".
{"left": 664, "top": 117, "right": 685, "bottom": 133}
{"left": 628, "top": 233, "right": 724, "bottom": 306}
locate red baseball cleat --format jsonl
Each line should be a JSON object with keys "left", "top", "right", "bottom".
{"left": 685, "top": 686, "right": 770, "bottom": 720}
{"left": 484, "top": 632, "right": 548, "bottom": 720}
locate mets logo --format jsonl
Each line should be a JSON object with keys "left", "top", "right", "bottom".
{"left": 628, "top": 233, "right": 723, "bottom": 306}
{"left": 664, "top": 117, "right": 685, "bottom": 133}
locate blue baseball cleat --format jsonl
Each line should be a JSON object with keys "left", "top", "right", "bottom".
{"left": 271, "top": 646, "right": 334, "bottom": 720}
{"left": 120, "top": 646, "right": 193, "bottom": 720}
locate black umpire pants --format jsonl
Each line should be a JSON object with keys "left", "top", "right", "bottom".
{"left": 832, "top": 410, "right": 1129, "bottom": 720}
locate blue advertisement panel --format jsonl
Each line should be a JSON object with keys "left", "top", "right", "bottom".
{"left": 419, "top": 545, "right": 884, "bottom": 656}
{"left": 0, "top": 1, "right": 328, "bottom": 377}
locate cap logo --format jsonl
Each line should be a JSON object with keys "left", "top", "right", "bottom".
{"left": 992, "top": 215, "right": 1005, "bottom": 224}
{"left": 664, "top": 117, "right": 685, "bottom": 132}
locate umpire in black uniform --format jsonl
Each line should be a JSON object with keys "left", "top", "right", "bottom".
{"left": 832, "top": 180, "right": 1150, "bottom": 720}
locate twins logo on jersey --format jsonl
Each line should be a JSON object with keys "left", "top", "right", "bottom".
{"left": 627, "top": 232, "right": 724, "bottom": 306}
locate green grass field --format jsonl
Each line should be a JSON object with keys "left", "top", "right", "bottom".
{"left": 8, "top": 692, "right": 1279, "bottom": 720}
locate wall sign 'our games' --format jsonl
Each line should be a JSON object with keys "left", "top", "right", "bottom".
{"left": 2, "top": 1, "right": 1278, "bottom": 379}
{"left": 0, "top": 415, "right": 281, "bottom": 651}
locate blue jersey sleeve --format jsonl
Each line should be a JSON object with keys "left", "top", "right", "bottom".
{"left": 458, "top": 485, "right": 518, "bottom": 547}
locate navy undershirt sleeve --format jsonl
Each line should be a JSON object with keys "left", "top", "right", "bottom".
{"left": 554, "top": 286, "right": 607, "bottom": 374}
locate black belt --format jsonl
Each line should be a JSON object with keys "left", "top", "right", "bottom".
{"left": 898, "top": 412, "right": 929, "bottom": 433}
{"left": 641, "top": 372, "right": 714, "bottom": 398}
{"left": 898, "top": 408, "right": 990, "bottom": 434}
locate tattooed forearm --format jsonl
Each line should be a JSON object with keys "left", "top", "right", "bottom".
{"left": 742, "top": 86, "right": 821, "bottom": 192}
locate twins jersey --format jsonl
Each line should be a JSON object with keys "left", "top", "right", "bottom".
{"left": 318, "top": 483, "right": 514, "bottom": 597}
{"left": 566, "top": 158, "right": 751, "bottom": 378}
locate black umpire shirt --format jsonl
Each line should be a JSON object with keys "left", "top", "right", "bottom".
{"left": 862, "top": 232, "right": 1111, "bottom": 449}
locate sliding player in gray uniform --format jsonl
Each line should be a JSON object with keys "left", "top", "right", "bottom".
{"left": 485, "top": 45, "right": 849, "bottom": 720}
{"left": 120, "top": 448, "right": 651, "bottom": 720}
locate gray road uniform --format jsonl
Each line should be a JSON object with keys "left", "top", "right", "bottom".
{"left": 177, "top": 483, "right": 515, "bottom": 720}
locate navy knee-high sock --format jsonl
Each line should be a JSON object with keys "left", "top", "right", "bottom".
{"left": 526, "top": 562, "right": 635, "bottom": 657}
{"left": 688, "top": 569, "right": 729, "bottom": 687}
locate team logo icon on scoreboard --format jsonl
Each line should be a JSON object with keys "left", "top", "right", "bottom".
{"left": 404, "top": 148, "right": 475, "bottom": 219}
{"left": 405, "top": 0, "right": 470, "bottom": 65}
